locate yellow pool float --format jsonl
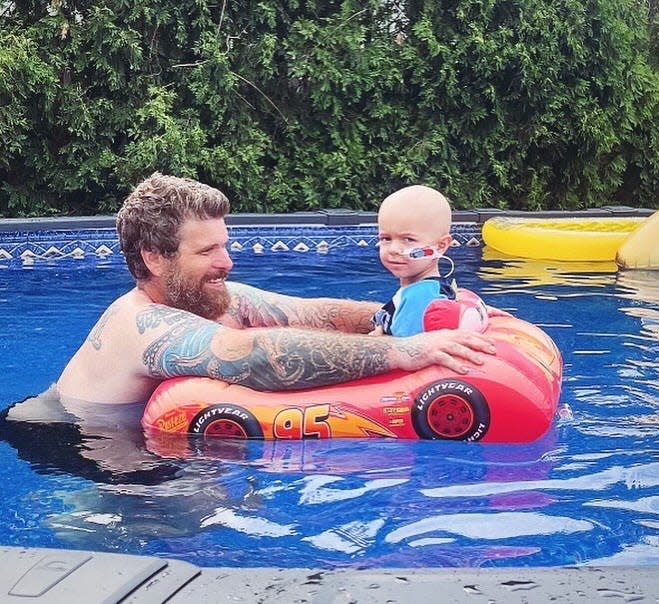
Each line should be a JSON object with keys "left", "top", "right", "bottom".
{"left": 482, "top": 216, "right": 647, "bottom": 262}
{"left": 616, "top": 211, "right": 659, "bottom": 270}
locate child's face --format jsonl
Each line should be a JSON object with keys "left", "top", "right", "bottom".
{"left": 377, "top": 202, "right": 451, "bottom": 287}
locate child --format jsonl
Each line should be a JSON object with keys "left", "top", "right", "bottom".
{"left": 371, "top": 185, "right": 487, "bottom": 336}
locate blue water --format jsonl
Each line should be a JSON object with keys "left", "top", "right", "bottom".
{"left": 0, "top": 244, "right": 658, "bottom": 569}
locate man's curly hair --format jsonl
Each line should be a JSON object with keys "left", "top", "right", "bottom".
{"left": 116, "top": 173, "right": 230, "bottom": 280}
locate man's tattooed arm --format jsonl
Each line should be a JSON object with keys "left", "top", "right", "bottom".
{"left": 139, "top": 304, "right": 406, "bottom": 391}
{"left": 139, "top": 302, "right": 494, "bottom": 390}
{"left": 223, "top": 282, "right": 380, "bottom": 334}
{"left": 219, "top": 329, "right": 398, "bottom": 390}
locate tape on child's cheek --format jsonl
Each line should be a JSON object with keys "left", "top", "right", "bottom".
{"left": 405, "top": 247, "right": 442, "bottom": 259}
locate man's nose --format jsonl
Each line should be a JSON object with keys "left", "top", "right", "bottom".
{"left": 214, "top": 248, "right": 233, "bottom": 271}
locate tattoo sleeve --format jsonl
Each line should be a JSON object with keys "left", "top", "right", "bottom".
{"left": 141, "top": 306, "right": 230, "bottom": 380}
{"left": 233, "top": 330, "right": 393, "bottom": 390}
{"left": 140, "top": 304, "right": 401, "bottom": 391}
{"left": 224, "top": 282, "right": 379, "bottom": 334}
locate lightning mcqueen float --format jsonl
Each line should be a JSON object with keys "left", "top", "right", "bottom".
{"left": 143, "top": 296, "right": 562, "bottom": 444}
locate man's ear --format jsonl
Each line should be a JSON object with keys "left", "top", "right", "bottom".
{"left": 437, "top": 234, "right": 453, "bottom": 254}
{"left": 141, "top": 248, "right": 167, "bottom": 278}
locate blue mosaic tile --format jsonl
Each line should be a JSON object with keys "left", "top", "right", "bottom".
{"left": 0, "top": 224, "right": 482, "bottom": 265}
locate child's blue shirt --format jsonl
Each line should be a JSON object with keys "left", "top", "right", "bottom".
{"left": 372, "top": 277, "right": 456, "bottom": 337}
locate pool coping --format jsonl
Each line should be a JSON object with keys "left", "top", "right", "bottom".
{"left": 1, "top": 545, "right": 657, "bottom": 603}
{"left": 2, "top": 206, "right": 654, "bottom": 262}
{"left": 0, "top": 205, "right": 655, "bottom": 232}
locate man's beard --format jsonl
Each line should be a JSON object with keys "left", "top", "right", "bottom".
{"left": 164, "top": 264, "right": 231, "bottom": 320}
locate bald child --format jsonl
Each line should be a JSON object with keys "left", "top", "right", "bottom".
{"left": 371, "top": 185, "right": 461, "bottom": 336}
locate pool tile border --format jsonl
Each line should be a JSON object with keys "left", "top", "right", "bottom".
{"left": 0, "top": 207, "right": 653, "bottom": 263}
{"left": 0, "top": 223, "right": 481, "bottom": 263}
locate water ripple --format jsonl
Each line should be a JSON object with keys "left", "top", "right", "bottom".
{"left": 421, "top": 462, "right": 659, "bottom": 498}
{"left": 385, "top": 511, "right": 593, "bottom": 543}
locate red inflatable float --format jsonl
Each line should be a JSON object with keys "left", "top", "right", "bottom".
{"left": 143, "top": 300, "right": 562, "bottom": 444}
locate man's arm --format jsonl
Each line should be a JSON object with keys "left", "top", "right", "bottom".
{"left": 221, "top": 282, "right": 380, "bottom": 334}
{"left": 139, "top": 304, "right": 496, "bottom": 391}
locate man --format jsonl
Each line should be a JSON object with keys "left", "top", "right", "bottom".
{"left": 57, "top": 173, "right": 496, "bottom": 406}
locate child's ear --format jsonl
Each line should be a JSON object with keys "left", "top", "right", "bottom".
{"left": 437, "top": 234, "right": 453, "bottom": 253}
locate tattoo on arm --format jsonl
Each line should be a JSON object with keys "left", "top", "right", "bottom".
{"left": 88, "top": 306, "right": 119, "bottom": 351}
{"left": 140, "top": 306, "right": 231, "bottom": 379}
{"left": 143, "top": 321, "right": 230, "bottom": 380}
{"left": 237, "top": 330, "right": 392, "bottom": 390}
{"left": 224, "top": 285, "right": 290, "bottom": 328}
{"left": 225, "top": 283, "right": 380, "bottom": 333}
{"left": 140, "top": 304, "right": 397, "bottom": 390}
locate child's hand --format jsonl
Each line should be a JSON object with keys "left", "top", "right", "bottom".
{"left": 369, "top": 326, "right": 384, "bottom": 336}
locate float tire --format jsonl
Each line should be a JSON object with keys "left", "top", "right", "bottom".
{"left": 189, "top": 403, "right": 264, "bottom": 440}
{"left": 412, "top": 380, "right": 490, "bottom": 441}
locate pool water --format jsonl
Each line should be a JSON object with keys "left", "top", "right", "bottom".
{"left": 0, "top": 244, "right": 658, "bottom": 569}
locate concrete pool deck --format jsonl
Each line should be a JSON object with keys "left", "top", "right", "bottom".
{"left": 2, "top": 207, "right": 658, "bottom": 603}
{"left": 2, "top": 546, "right": 658, "bottom": 603}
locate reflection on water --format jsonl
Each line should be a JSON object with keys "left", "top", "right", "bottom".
{"left": 479, "top": 247, "right": 618, "bottom": 288}
{"left": 617, "top": 270, "right": 659, "bottom": 305}
{"left": 1, "top": 249, "right": 658, "bottom": 569}
{"left": 37, "top": 428, "right": 656, "bottom": 569}
{"left": 616, "top": 270, "right": 659, "bottom": 340}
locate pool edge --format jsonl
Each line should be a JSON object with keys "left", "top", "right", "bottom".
{"left": 0, "top": 205, "right": 655, "bottom": 232}
{"left": 1, "top": 545, "right": 657, "bottom": 603}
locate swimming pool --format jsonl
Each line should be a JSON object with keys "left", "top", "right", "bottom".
{"left": 0, "top": 225, "right": 657, "bottom": 570}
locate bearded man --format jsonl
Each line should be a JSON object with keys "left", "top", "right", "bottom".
{"left": 55, "top": 173, "right": 496, "bottom": 409}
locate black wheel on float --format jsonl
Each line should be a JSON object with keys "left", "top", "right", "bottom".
{"left": 188, "top": 404, "right": 264, "bottom": 440}
{"left": 412, "top": 380, "right": 490, "bottom": 441}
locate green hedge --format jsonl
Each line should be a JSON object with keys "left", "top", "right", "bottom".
{"left": 1, "top": 0, "right": 657, "bottom": 216}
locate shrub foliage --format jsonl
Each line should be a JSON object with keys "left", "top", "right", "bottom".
{"left": 1, "top": 0, "right": 657, "bottom": 215}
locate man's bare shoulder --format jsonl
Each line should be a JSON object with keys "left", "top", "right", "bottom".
{"left": 86, "top": 289, "right": 150, "bottom": 349}
{"left": 92, "top": 289, "right": 219, "bottom": 347}
{"left": 111, "top": 288, "right": 154, "bottom": 312}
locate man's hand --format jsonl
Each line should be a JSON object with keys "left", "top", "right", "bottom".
{"left": 393, "top": 329, "right": 497, "bottom": 375}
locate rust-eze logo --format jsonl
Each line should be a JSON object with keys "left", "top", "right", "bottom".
{"left": 388, "top": 418, "right": 406, "bottom": 427}
{"left": 156, "top": 410, "right": 189, "bottom": 432}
